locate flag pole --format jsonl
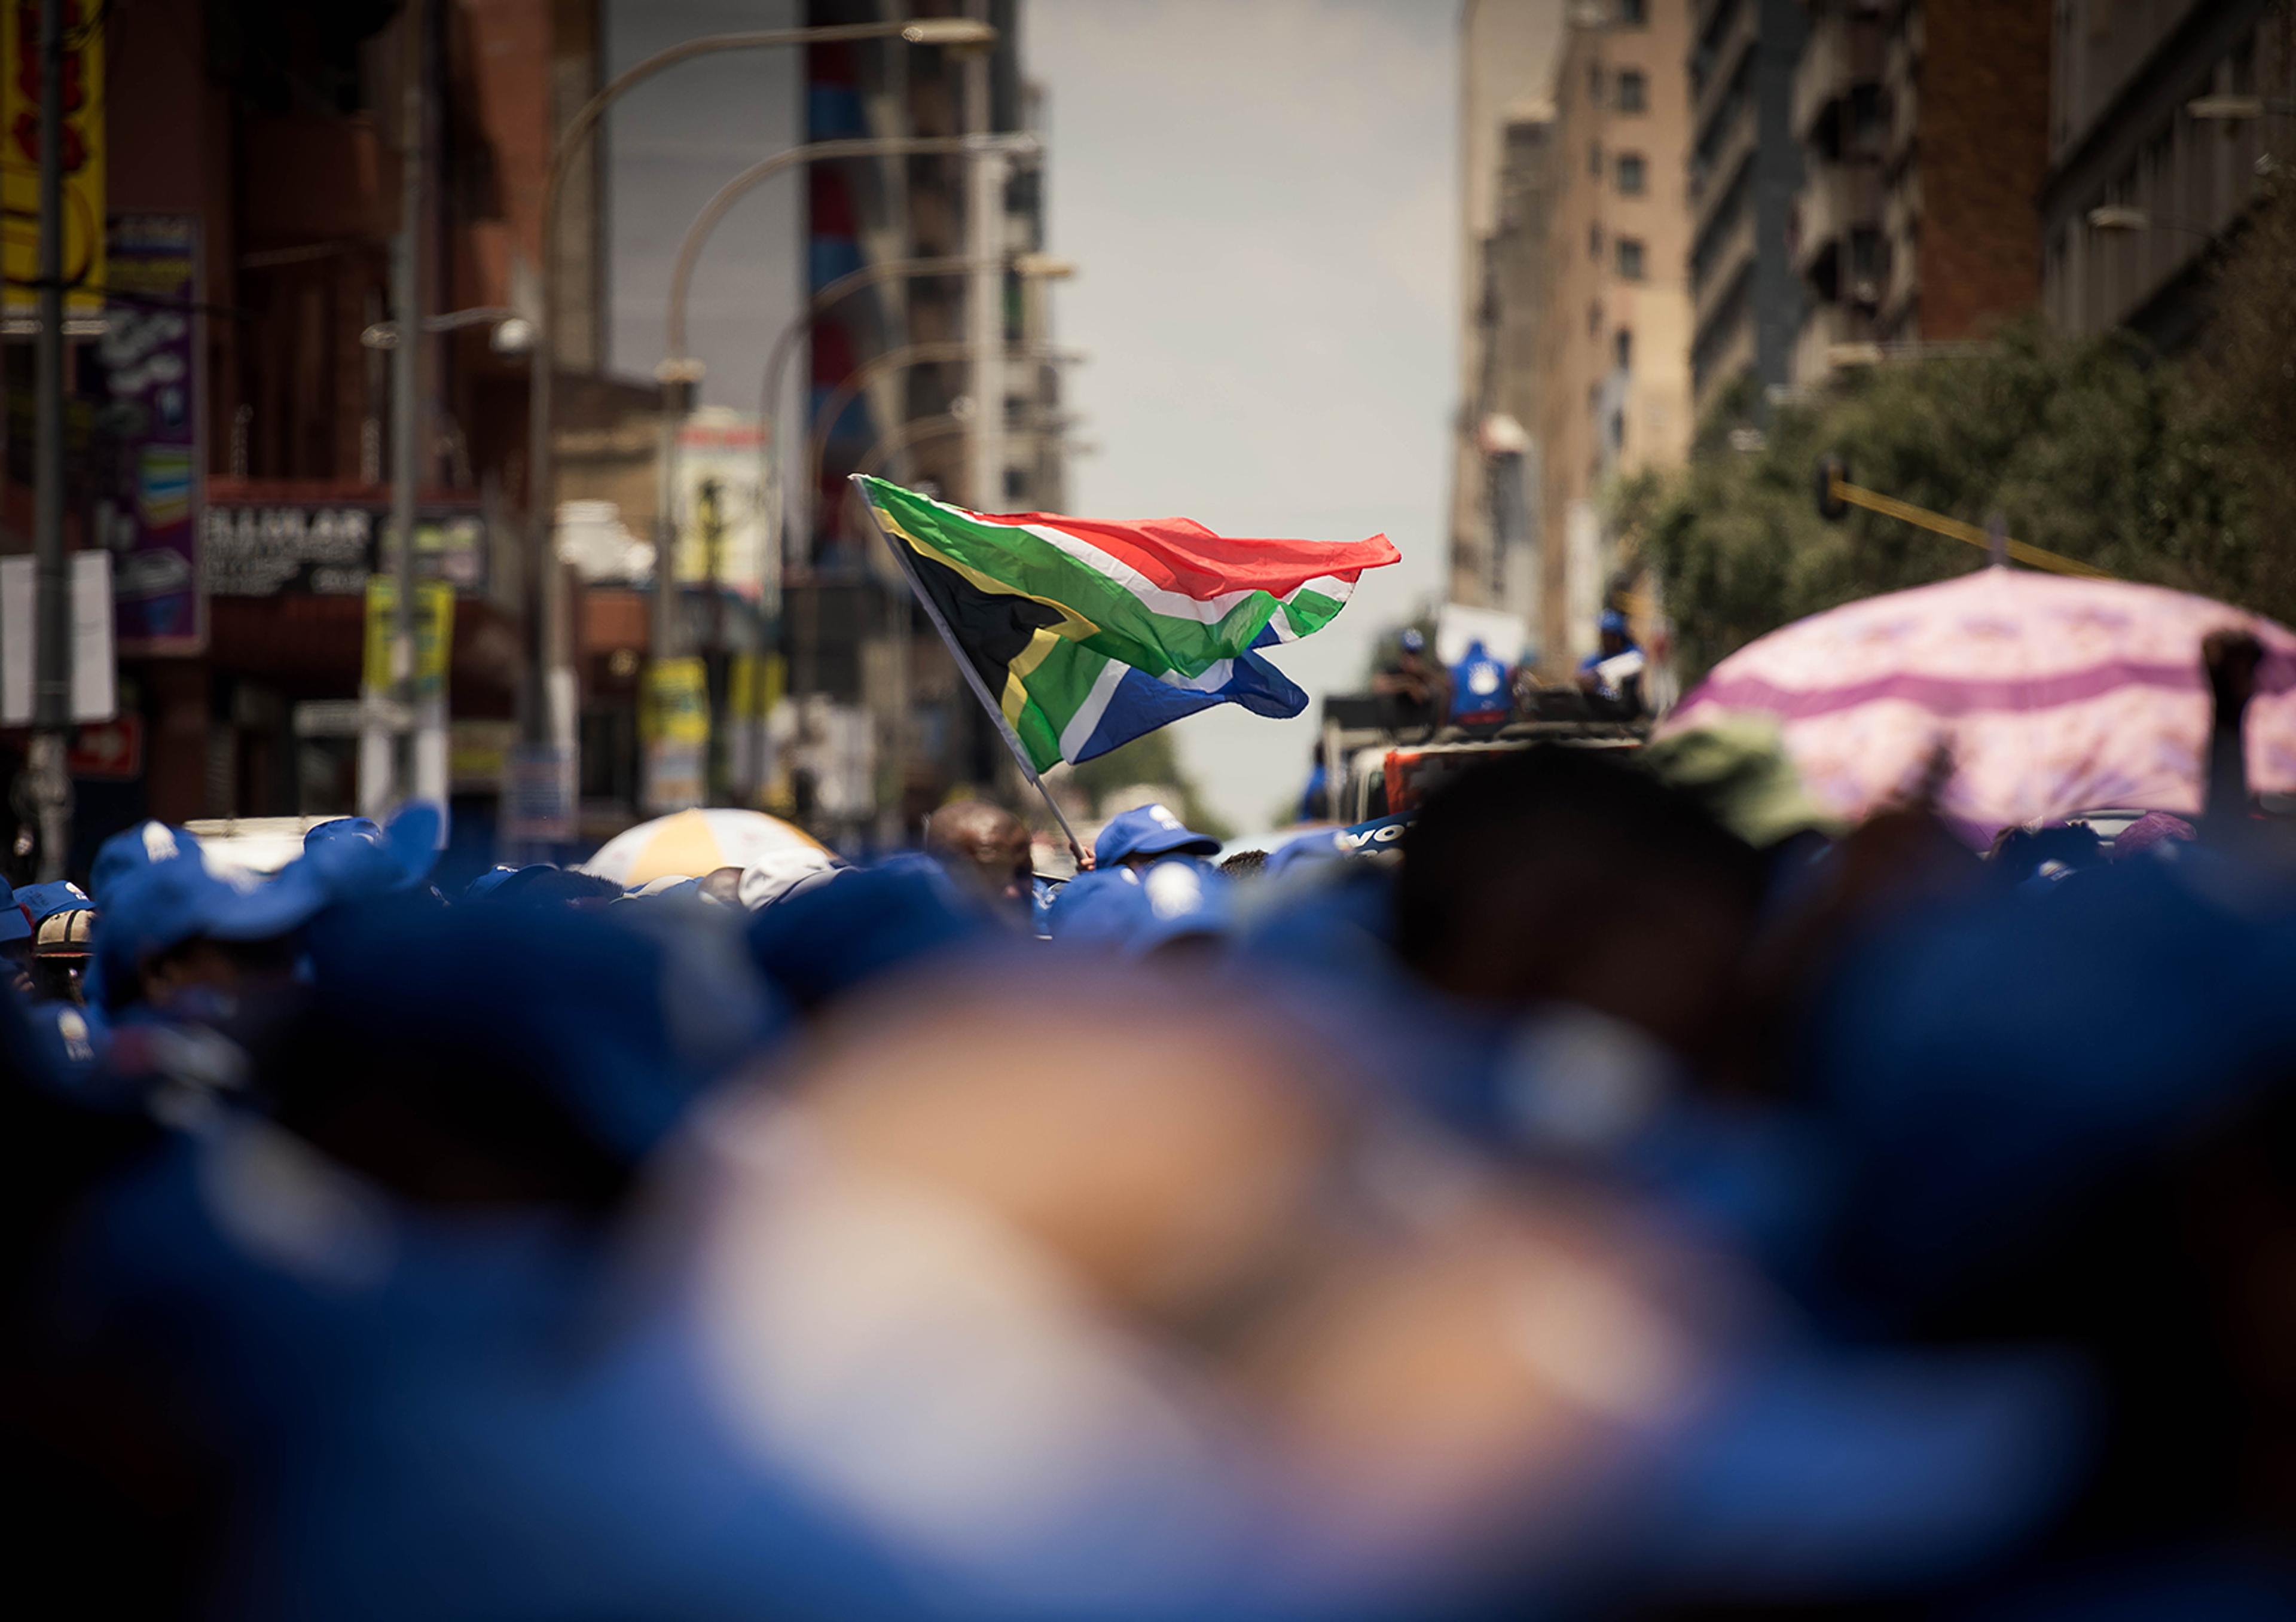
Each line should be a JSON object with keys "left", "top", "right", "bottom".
{"left": 856, "top": 477, "right": 1092, "bottom": 868}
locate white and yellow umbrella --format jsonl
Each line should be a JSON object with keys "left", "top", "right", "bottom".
{"left": 582, "top": 808, "right": 825, "bottom": 888}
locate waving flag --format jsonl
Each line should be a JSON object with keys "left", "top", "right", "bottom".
{"left": 856, "top": 476, "right": 1399, "bottom": 772}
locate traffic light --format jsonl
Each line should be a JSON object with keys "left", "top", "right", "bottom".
{"left": 1814, "top": 456, "right": 1848, "bottom": 521}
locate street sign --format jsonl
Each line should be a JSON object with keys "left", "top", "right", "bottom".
{"left": 503, "top": 741, "right": 575, "bottom": 846}
{"left": 0, "top": 551, "right": 115, "bottom": 724}
{"left": 640, "top": 655, "right": 709, "bottom": 813}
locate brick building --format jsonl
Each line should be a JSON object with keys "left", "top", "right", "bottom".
{"left": 0, "top": 0, "right": 640, "bottom": 873}
{"left": 1789, "top": 0, "right": 2052, "bottom": 384}
{"left": 2042, "top": 0, "right": 2296, "bottom": 349}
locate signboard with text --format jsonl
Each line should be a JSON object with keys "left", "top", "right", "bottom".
{"left": 203, "top": 499, "right": 488, "bottom": 597}
{"left": 100, "top": 213, "right": 203, "bottom": 653}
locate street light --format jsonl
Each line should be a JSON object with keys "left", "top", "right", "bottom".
{"left": 361, "top": 306, "right": 533, "bottom": 353}
{"left": 755, "top": 249, "right": 1078, "bottom": 570}
{"left": 801, "top": 341, "right": 1089, "bottom": 544}
{"left": 2185, "top": 94, "right": 2296, "bottom": 120}
{"left": 2084, "top": 204, "right": 2218, "bottom": 238}
{"left": 515, "top": 16, "right": 996, "bottom": 850}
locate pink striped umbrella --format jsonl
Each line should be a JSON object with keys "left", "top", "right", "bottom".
{"left": 1662, "top": 569, "right": 2296, "bottom": 832}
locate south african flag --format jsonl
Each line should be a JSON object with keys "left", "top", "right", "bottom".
{"left": 855, "top": 476, "right": 1400, "bottom": 774}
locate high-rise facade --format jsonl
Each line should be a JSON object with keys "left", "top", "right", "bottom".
{"left": 2042, "top": 0, "right": 2295, "bottom": 349}
{"left": 1447, "top": 0, "right": 1565, "bottom": 622}
{"left": 1688, "top": 0, "right": 1808, "bottom": 416}
{"left": 1536, "top": 0, "right": 1695, "bottom": 674}
{"left": 1788, "top": 0, "right": 2052, "bottom": 384}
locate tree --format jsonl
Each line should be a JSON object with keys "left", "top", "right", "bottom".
{"left": 1625, "top": 320, "right": 2268, "bottom": 683}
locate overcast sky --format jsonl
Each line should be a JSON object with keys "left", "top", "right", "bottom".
{"left": 1028, "top": 0, "right": 1459, "bottom": 829}
{"left": 609, "top": 0, "right": 1462, "bottom": 833}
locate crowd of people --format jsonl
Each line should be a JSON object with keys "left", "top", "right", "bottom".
{"left": 6, "top": 673, "right": 2296, "bottom": 1618}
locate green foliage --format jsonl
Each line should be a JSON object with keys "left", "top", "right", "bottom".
{"left": 1631, "top": 320, "right": 2272, "bottom": 685}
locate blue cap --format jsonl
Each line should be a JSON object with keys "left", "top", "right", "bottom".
{"left": 746, "top": 854, "right": 988, "bottom": 1009}
{"left": 1048, "top": 859, "right": 1232, "bottom": 955}
{"left": 305, "top": 900, "right": 784, "bottom": 1161}
{"left": 0, "top": 881, "right": 28, "bottom": 946}
{"left": 94, "top": 848, "right": 331, "bottom": 1009}
{"left": 1599, "top": 608, "right": 1631, "bottom": 635}
{"left": 463, "top": 864, "right": 529, "bottom": 902}
{"left": 304, "top": 815, "right": 383, "bottom": 852}
{"left": 301, "top": 802, "right": 444, "bottom": 905}
{"left": 90, "top": 820, "right": 197, "bottom": 904}
{"left": 1400, "top": 628, "right": 1426, "bottom": 653}
{"left": 1092, "top": 802, "right": 1219, "bottom": 866}
{"left": 15, "top": 879, "right": 92, "bottom": 927}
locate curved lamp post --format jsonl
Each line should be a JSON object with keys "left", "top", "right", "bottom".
{"left": 514, "top": 14, "right": 993, "bottom": 842}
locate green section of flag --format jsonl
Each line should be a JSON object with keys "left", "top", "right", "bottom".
{"left": 862, "top": 476, "right": 1293, "bottom": 680}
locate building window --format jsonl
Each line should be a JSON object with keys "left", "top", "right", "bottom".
{"left": 1616, "top": 0, "right": 1648, "bottom": 27}
{"left": 1589, "top": 222, "right": 1604, "bottom": 259}
{"left": 1616, "top": 69, "right": 1647, "bottom": 113}
{"left": 1610, "top": 409, "right": 1626, "bottom": 454}
{"left": 1614, "top": 328, "right": 1633, "bottom": 370}
{"left": 1616, "top": 152, "right": 1647, "bottom": 194}
{"left": 1616, "top": 237, "right": 1645, "bottom": 280}
{"left": 1589, "top": 140, "right": 1603, "bottom": 176}
{"left": 1589, "top": 61, "right": 1604, "bottom": 99}
{"left": 1587, "top": 298, "right": 1602, "bottom": 336}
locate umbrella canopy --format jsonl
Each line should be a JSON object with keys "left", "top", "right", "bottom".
{"left": 1662, "top": 569, "right": 2296, "bottom": 832}
{"left": 583, "top": 808, "right": 825, "bottom": 888}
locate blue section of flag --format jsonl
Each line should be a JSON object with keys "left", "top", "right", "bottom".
{"left": 1071, "top": 625, "right": 1308, "bottom": 764}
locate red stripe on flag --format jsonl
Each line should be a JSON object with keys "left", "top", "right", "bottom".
{"left": 966, "top": 507, "right": 1399, "bottom": 601}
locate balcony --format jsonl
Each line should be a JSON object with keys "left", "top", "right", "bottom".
{"left": 1791, "top": 3, "right": 1886, "bottom": 145}
{"left": 1789, "top": 300, "right": 1880, "bottom": 390}
{"left": 1691, "top": 0, "right": 1759, "bottom": 146}
{"left": 1690, "top": 98, "right": 1759, "bottom": 234}
{"left": 1793, "top": 160, "right": 1885, "bottom": 278}
{"left": 1693, "top": 203, "right": 1757, "bottom": 335}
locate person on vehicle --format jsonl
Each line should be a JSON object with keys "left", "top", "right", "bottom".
{"left": 923, "top": 800, "right": 1036, "bottom": 921}
{"left": 1577, "top": 609, "right": 1645, "bottom": 714}
{"left": 1093, "top": 803, "right": 1221, "bottom": 872}
{"left": 1373, "top": 628, "right": 1450, "bottom": 731}
{"left": 1448, "top": 638, "right": 1513, "bottom": 729}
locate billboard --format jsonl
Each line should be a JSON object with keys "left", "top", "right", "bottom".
{"left": 99, "top": 213, "right": 203, "bottom": 653}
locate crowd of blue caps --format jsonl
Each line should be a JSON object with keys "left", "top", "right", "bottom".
{"left": 5, "top": 743, "right": 2296, "bottom": 1621}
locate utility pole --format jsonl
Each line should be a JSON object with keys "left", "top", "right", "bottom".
{"left": 363, "top": 0, "right": 426, "bottom": 818}
{"left": 963, "top": 9, "right": 1005, "bottom": 514}
{"left": 392, "top": 0, "right": 425, "bottom": 812}
{"left": 27, "top": 0, "right": 70, "bottom": 879}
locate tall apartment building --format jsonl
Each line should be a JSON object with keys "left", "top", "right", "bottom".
{"left": 1536, "top": 0, "right": 1694, "bottom": 674}
{"left": 2042, "top": 1, "right": 2295, "bottom": 349}
{"left": 1447, "top": 0, "right": 1565, "bottom": 619}
{"left": 799, "top": 0, "right": 1062, "bottom": 835}
{"left": 1687, "top": 0, "right": 1808, "bottom": 417}
{"left": 1789, "top": 0, "right": 2051, "bottom": 384}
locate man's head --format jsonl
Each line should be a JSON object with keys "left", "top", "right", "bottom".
{"left": 1597, "top": 609, "right": 1631, "bottom": 658}
{"left": 924, "top": 800, "right": 1033, "bottom": 911}
{"left": 1094, "top": 803, "right": 1220, "bottom": 870}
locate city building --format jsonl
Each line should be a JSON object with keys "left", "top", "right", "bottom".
{"left": 2042, "top": 0, "right": 2296, "bottom": 349}
{"left": 1447, "top": 0, "right": 1565, "bottom": 624}
{"left": 2, "top": 0, "right": 631, "bottom": 872}
{"left": 797, "top": 0, "right": 1064, "bottom": 841}
{"left": 1788, "top": 0, "right": 2051, "bottom": 385}
{"left": 1535, "top": 0, "right": 1695, "bottom": 675}
{"left": 1687, "top": 0, "right": 1808, "bottom": 417}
